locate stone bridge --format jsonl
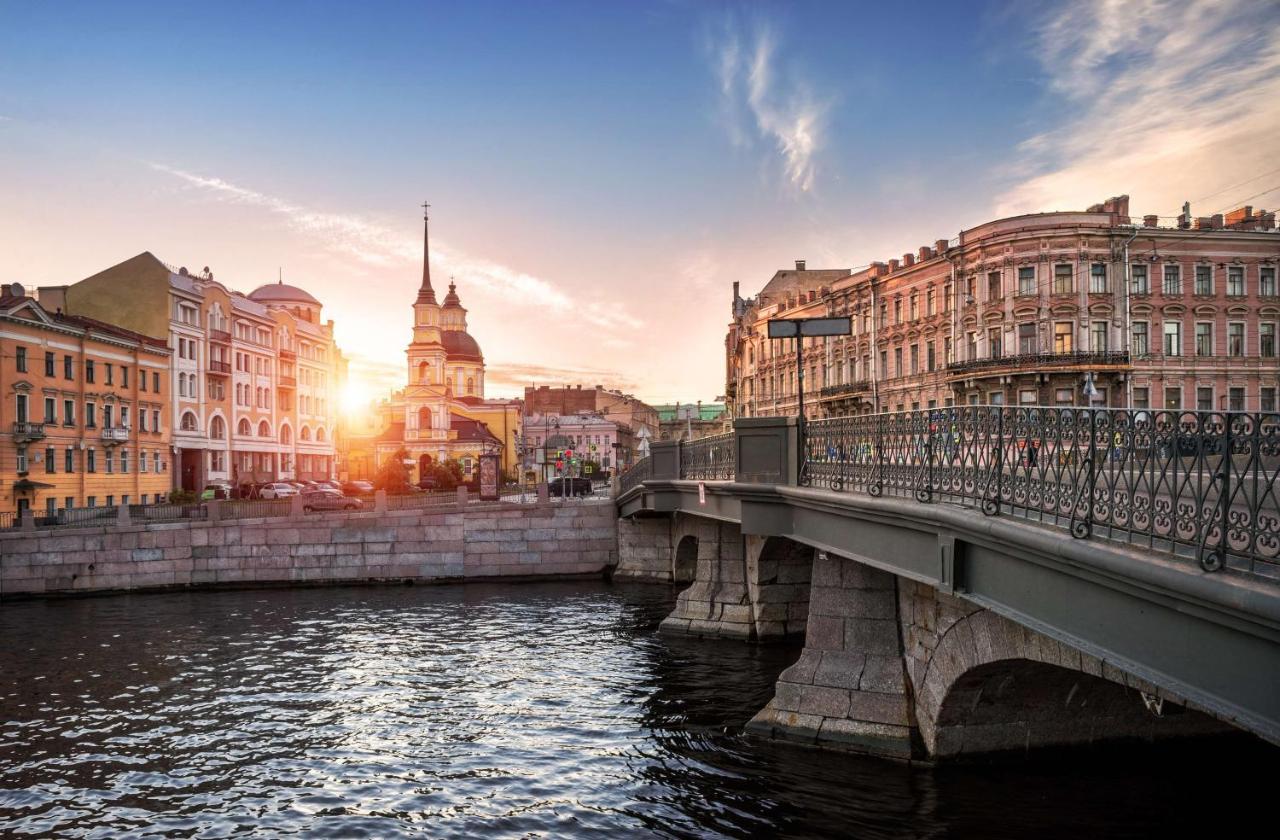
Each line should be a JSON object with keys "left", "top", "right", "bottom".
{"left": 616, "top": 416, "right": 1280, "bottom": 760}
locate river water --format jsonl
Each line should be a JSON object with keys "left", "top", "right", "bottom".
{"left": 0, "top": 581, "right": 1272, "bottom": 838}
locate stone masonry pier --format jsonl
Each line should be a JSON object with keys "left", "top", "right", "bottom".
{"left": 0, "top": 500, "right": 617, "bottom": 599}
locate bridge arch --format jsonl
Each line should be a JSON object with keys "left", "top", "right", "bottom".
{"left": 673, "top": 535, "right": 698, "bottom": 583}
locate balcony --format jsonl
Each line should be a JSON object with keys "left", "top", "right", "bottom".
{"left": 818, "top": 381, "right": 871, "bottom": 400}
{"left": 209, "top": 328, "right": 232, "bottom": 344}
{"left": 946, "top": 350, "right": 1131, "bottom": 379}
{"left": 208, "top": 359, "right": 232, "bottom": 375}
{"left": 11, "top": 422, "right": 46, "bottom": 442}
{"left": 100, "top": 426, "right": 129, "bottom": 445}
{"left": 280, "top": 348, "right": 297, "bottom": 361}
{"left": 278, "top": 375, "right": 297, "bottom": 388}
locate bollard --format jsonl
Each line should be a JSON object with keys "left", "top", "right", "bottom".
{"left": 206, "top": 499, "right": 223, "bottom": 524}
{"left": 290, "top": 494, "right": 305, "bottom": 520}
{"left": 116, "top": 504, "right": 131, "bottom": 527}
{"left": 456, "top": 485, "right": 469, "bottom": 507}
{"left": 374, "top": 489, "right": 388, "bottom": 514}
{"left": 20, "top": 509, "right": 34, "bottom": 532}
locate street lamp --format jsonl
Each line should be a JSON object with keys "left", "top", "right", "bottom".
{"left": 768, "top": 316, "right": 852, "bottom": 481}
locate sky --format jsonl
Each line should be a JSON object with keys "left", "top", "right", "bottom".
{"left": 2, "top": 0, "right": 1278, "bottom": 408}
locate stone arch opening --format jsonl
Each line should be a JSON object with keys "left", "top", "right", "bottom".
{"left": 745, "top": 535, "right": 813, "bottom": 639}
{"left": 673, "top": 535, "right": 698, "bottom": 583}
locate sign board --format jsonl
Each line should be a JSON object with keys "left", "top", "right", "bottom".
{"left": 479, "top": 453, "right": 500, "bottom": 501}
{"left": 698, "top": 481, "right": 706, "bottom": 505}
{"left": 767, "top": 316, "right": 852, "bottom": 338}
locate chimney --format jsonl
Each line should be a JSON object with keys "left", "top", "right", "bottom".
{"left": 934, "top": 239, "right": 949, "bottom": 254}
{"left": 732, "top": 280, "right": 740, "bottom": 301}
{"left": 902, "top": 253, "right": 915, "bottom": 267}
{"left": 1225, "top": 206, "right": 1253, "bottom": 227}
{"left": 870, "top": 261, "right": 887, "bottom": 278}
{"left": 887, "top": 258, "right": 900, "bottom": 272}
{"left": 795, "top": 259, "right": 806, "bottom": 271}
{"left": 918, "top": 246, "right": 934, "bottom": 261}
{"left": 1143, "top": 215, "right": 1159, "bottom": 227}
{"left": 1211, "top": 213, "right": 1224, "bottom": 229}
{"left": 1259, "top": 210, "right": 1276, "bottom": 231}
{"left": 1196, "top": 217, "right": 1213, "bottom": 230}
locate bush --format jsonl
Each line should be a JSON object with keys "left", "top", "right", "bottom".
{"left": 374, "top": 447, "right": 412, "bottom": 494}
{"left": 168, "top": 489, "right": 198, "bottom": 505}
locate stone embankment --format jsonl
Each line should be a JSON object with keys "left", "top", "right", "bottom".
{"left": 0, "top": 500, "right": 618, "bottom": 598}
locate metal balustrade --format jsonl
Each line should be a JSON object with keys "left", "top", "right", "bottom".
{"left": 679, "top": 432, "right": 736, "bottom": 481}
{"left": 946, "top": 350, "right": 1130, "bottom": 376}
{"left": 800, "top": 406, "right": 1280, "bottom": 575}
{"left": 620, "top": 456, "right": 652, "bottom": 494}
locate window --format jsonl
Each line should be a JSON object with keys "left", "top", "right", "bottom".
{"left": 15, "top": 446, "right": 27, "bottom": 473}
{"left": 120, "top": 450, "right": 129, "bottom": 473}
{"left": 1197, "top": 387, "right": 1213, "bottom": 411}
{"left": 1164, "top": 387, "right": 1182, "bottom": 409}
{"left": 943, "top": 283, "right": 953, "bottom": 312}
{"left": 1090, "top": 263, "right": 1107, "bottom": 293}
{"left": 1053, "top": 322, "right": 1073, "bottom": 354}
{"left": 1018, "top": 267, "right": 1035, "bottom": 295}
{"left": 987, "top": 327, "right": 1002, "bottom": 359}
{"left": 105, "top": 363, "right": 113, "bottom": 385}
{"left": 140, "top": 369, "right": 147, "bottom": 391}
{"left": 1262, "top": 323, "right": 1276, "bottom": 358}
{"left": 65, "top": 495, "right": 73, "bottom": 510}
{"left": 105, "top": 448, "right": 113, "bottom": 473}
{"left": 988, "top": 391, "right": 1005, "bottom": 405}
{"left": 238, "top": 418, "right": 251, "bottom": 436}
{"left": 45, "top": 446, "right": 54, "bottom": 473}
{"left": 86, "top": 402, "right": 97, "bottom": 428}
{"left": 44, "top": 351, "right": 54, "bottom": 376}
{"left": 1163, "top": 264, "right": 1181, "bottom": 295}
{"left": 927, "top": 341, "right": 936, "bottom": 372}
{"left": 1132, "top": 322, "right": 1149, "bottom": 356}
{"left": 104, "top": 405, "right": 114, "bottom": 428}
{"left": 1195, "top": 265, "right": 1213, "bottom": 296}
{"left": 1228, "top": 323, "right": 1244, "bottom": 356}
{"left": 87, "top": 496, "right": 96, "bottom": 508}
{"left": 152, "top": 409, "right": 160, "bottom": 431}
{"left": 211, "top": 450, "right": 225, "bottom": 472}
{"left": 87, "top": 448, "right": 96, "bottom": 473}
{"left": 893, "top": 347, "right": 902, "bottom": 378}
{"left": 988, "top": 272, "right": 1001, "bottom": 300}
{"left": 1262, "top": 387, "right": 1276, "bottom": 413}
{"left": 1227, "top": 387, "right": 1244, "bottom": 411}
{"left": 1227, "top": 266, "right": 1245, "bottom": 297}
{"left": 65, "top": 448, "right": 74, "bottom": 473}
{"left": 153, "top": 372, "right": 160, "bottom": 393}
{"left": 1262, "top": 267, "right": 1277, "bottom": 297}
{"left": 15, "top": 346, "right": 26, "bottom": 372}
{"left": 1091, "top": 321, "right": 1108, "bottom": 352}
{"left": 926, "top": 290, "right": 935, "bottom": 316}
{"left": 1195, "top": 323, "right": 1213, "bottom": 357}
{"left": 1019, "top": 389, "right": 1037, "bottom": 405}
{"left": 139, "top": 411, "right": 147, "bottom": 432}
{"left": 1133, "top": 387, "right": 1150, "bottom": 409}
{"left": 1018, "top": 323, "right": 1036, "bottom": 354}
{"left": 140, "top": 450, "right": 148, "bottom": 472}
{"left": 1131, "top": 265, "right": 1149, "bottom": 294}
{"left": 1163, "top": 321, "right": 1182, "bottom": 356}
{"left": 122, "top": 367, "right": 129, "bottom": 388}
{"left": 44, "top": 397, "right": 55, "bottom": 423}
{"left": 64, "top": 355, "right": 73, "bottom": 379}
{"left": 910, "top": 344, "right": 919, "bottom": 374}
{"left": 180, "top": 411, "right": 198, "bottom": 432}
{"left": 910, "top": 294, "right": 919, "bottom": 320}
{"left": 46, "top": 498, "right": 56, "bottom": 517}
{"left": 893, "top": 299, "right": 902, "bottom": 323}
{"left": 85, "top": 359, "right": 95, "bottom": 383}
{"left": 1053, "top": 264, "right": 1073, "bottom": 294}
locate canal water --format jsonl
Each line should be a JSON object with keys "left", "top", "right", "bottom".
{"left": 0, "top": 581, "right": 1271, "bottom": 838}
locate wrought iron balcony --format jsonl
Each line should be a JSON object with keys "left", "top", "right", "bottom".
{"left": 208, "top": 359, "right": 232, "bottom": 375}
{"left": 11, "top": 422, "right": 45, "bottom": 442}
{"left": 819, "top": 381, "right": 871, "bottom": 399}
{"left": 947, "top": 350, "right": 1131, "bottom": 377}
{"left": 280, "top": 348, "right": 297, "bottom": 361}
{"left": 209, "top": 328, "right": 232, "bottom": 344}
{"left": 100, "top": 426, "right": 129, "bottom": 444}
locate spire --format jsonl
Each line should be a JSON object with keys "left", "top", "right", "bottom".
{"left": 416, "top": 202, "right": 437, "bottom": 305}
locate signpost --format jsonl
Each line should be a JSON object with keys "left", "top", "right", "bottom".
{"left": 767, "top": 316, "right": 852, "bottom": 485}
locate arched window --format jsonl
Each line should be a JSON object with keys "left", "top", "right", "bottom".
{"left": 300, "top": 425, "right": 311, "bottom": 442}
{"left": 418, "top": 406, "right": 432, "bottom": 429}
{"left": 258, "top": 420, "right": 270, "bottom": 438}
{"left": 237, "top": 418, "right": 251, "bottom": 436}
{"left": 280, "top": 424, "right": 292, "bottom": 445}
{"left": 210, "top": 415, "right": 225, "bottom": 440}
{"left": 180, "top": 411, "right": 198, "bottom": 432}
{"left": 315, "top": 427, "right": 326, "bottom": 442}
{"left": 466, "top": 377, "right": 475, "bottom": 395}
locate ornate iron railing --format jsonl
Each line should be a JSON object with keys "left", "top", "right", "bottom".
{"left": 620, "top": 456, "right": 652, "bottom": 494}
{"left": 680, "top": 432, "right": 736, "bottom": 481}
{"left": 801, "top": 406, "right": 1280, "bottom": 574}
{"left": 946, "top": 350, "right": 1130, "bottom": 376}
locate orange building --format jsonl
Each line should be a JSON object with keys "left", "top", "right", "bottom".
{"left": 0, "top": 283, "right": 173, "bottom": 519}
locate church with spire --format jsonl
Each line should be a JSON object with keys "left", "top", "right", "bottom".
{"left": 351, "top": 206, "right": 522, "bottom": 483}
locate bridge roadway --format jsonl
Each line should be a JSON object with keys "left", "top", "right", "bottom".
{"left": 615, "top": 417, "right": 1280, "bottom": 760}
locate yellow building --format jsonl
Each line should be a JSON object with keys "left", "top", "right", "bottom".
{"left": 1, "top": 283, "right": 173, "bottom": 519}
{"left": 345, "top": 210, "right": 521, "bottom": 482}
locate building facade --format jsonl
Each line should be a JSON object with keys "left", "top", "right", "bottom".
{"left": 728, "top": 196, "right": 1280, "bottom": 417}
{"left": 346, "top": 211, "right": 522, "bottom": 483}
{"left": 654, "top": 401, "right": 729, "bottom": 441}
{"left": 523, "top": 384, "right": 658, "bottom": 465}
{"left": 1, "top": 284, "right": 173, "bottom": 517}
{"left": 522, "top": 411, "right": 628, "bottom": 481}
{"left": 39, "top": 254, "right": 343, "bottom": 493}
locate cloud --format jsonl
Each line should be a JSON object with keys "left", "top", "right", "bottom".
{"left": 997, "top": 0, "right": 1280, "bottom": 217}
{"left": 709, "top": 19, "right": 828, "bottom": 193}
{"left": 483, "top": 361, "right": 641, "bottom": 394}
{"left": 148, "top": 163, "right": 641, "bottom": 331}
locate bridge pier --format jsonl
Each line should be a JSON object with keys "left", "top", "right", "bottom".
{"left": 658, "top": 519, "right": 755, "bottom": 639}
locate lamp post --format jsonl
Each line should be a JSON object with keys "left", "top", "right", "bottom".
{"left": 767, "top": 316, "right": 852, "bottom": 484}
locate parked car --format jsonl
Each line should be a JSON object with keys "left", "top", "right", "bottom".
{"left": 259, "top": 482, "right": 299, "bottom": 500}
{"left": 548, "top": 477, "right": 593, "bottom": 497}
{"left": 201, "top": 481, "right": 232, "bottom": 501}
{"left": 315, "top": 480, "right": 342, "bottom": 492}
{"left": 300, "top": 489, "right": 363, "bottom": 513}
{"left": 418, "top": 476, "right": 439, "bottom": 490}
{"left": 342, "top": 480, "right": 375, "bottom": 496}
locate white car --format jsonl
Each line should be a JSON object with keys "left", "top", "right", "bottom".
{"left": 259, "top": 482, "right": 298, "bottom": 500}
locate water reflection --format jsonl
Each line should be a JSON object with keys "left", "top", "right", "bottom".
{"left": 0, "top": 582, "right": 1272, "bottom": 838}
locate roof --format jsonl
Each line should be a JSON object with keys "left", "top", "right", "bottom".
{"left": 442, "top": 329, "right": 483, "bottom": 361}
{"left": 442, "top": 282, "right": 463, "bottom": 309}
{"left": 450, "top": 413, "right": 500, "bottom": 443}
{"left": 248, "top": 282, "right": 321, "bottom": 306}
{"left": 654, "top": 403, "right": 727, "bottom": 422}
{"left": 376, "top": 421, "right": 406, "bottom": 442}
{"left": 54, "top": 312, "right": 170, "bottom": 349}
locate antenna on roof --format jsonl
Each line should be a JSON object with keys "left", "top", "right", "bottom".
{"left": 278, "top": 267, "right": 283, "bottom": 284}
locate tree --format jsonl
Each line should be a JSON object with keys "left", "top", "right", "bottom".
{"left": 423, "top": 458, "right": 464, "bottom": 490}
{"left": 374, "top": 447, "right": 412, "bottom": 494}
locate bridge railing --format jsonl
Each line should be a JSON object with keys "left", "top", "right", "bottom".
{"left": 620, "top": 455, "right": 653, "bottom": 495}
{"left": 800, "top": 406, "right": 1280, "bottom": 576}
{"left": 679, "top": 432, "right": 736, "bottom": 481}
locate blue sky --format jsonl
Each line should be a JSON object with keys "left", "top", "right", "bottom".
{"left": 2, "top": 0, "right": 1277, "bottom": 405}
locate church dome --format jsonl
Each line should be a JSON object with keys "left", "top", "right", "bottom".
{"left": 248, "top": 283, "right": 321, "bottom": 306}
{"left": 442, "top": 282, "right": 462, "bottom": 309}
{"left": 442, "top": 329, "right": 483, "bottom": 362}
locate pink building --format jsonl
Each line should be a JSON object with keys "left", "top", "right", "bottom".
{"left": 522, "top": 411, "right": 627, "bottom": 480}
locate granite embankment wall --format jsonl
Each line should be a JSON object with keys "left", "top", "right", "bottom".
{"left": 0, "top": 501, "right": 618, "bottom": 598}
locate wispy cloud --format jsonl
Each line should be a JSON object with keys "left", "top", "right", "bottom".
{"left": 709, "top": 19, "right": 827, "bottom": 193}
{"left": 484, "top": 361, "right": 640, "bottom": 394}
{"left": 148, "top": 163, "right": 641, "bottom": 331}
{"left": 998, "top": 0, "right": 1280, "bottom": 217}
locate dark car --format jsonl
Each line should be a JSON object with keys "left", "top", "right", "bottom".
{"left": 418, "top": 476, "right": 439, "bottom": 490}
{"left": 300, "top": 489, "right": 363, "bottom": 513}
{"left": 548, "top": 477, "right": 593, "bottom": 497}
{"left": 342, "top": 480, "right": 375, "bottom": 496}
